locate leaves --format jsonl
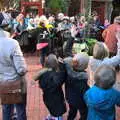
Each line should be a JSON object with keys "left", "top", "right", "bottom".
{"left": 0, "top": 0, "right": 20, "bottom": 10}
{"left": 46, "top": 0, "right": 66, "bottom": 14}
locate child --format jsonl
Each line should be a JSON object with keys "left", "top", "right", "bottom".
{"left": 64, "top": 53, "right": 89, "bottom": 120}
{"left": 34, "top": 54, "right": 66, "bottom": 120}
{"left": 84, "top": 65, "right": 120, "bottom": 120}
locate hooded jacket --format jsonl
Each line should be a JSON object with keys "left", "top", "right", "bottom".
{"left": 84, "top": 85, "right": 120, "bottom": 120}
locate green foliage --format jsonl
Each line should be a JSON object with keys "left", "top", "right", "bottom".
{"left": 47, "top": 0, "right": 66, "bottom": 14}
{"left": 86, "top": 38, "right": 97, "bottom": 56}
{"left": 85, "top": 0, "right": 91, "bottom": 19}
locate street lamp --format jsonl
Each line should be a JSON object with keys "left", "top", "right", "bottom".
{"left": 42, "top": 0, "right": 45, "bottom": 14}
{"left": 42, "top": 0, "right": 45, "bottom": 9}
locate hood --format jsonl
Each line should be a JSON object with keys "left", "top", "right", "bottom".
{"left": 84, "top": 86, "right": 115, "bottom": 111}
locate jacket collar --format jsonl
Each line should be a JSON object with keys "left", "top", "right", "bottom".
{"left": 0, "top": 28, "right": 10, "bottom": 38}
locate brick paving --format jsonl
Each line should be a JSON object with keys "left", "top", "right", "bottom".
{"left": 0, "top": 54, "right": 120, "bottom": 120}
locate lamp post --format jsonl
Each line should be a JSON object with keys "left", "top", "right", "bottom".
{"left": 42, "top": 0, "right": 45, "bottom": 14}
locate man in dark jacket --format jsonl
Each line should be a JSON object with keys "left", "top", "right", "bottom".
{"left": 64, "top": 53, "right": 89, "bottom": 120}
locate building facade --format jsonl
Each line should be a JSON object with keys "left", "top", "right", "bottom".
{"left": 21, "top": 0, "right": 43, "bottom": 16}
{"left": 80, "top": 0, "right": 113, "bottom": 23}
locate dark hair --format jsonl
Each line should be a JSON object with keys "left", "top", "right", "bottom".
{"left": 94, "top": 65, "right": 116, "bottom": 89}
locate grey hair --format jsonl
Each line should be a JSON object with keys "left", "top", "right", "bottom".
{"left": 73, "top": 53, "right": 89, "bottom": 71}
{"left": 93, "top": 42, "right": 109, "bottom": 60}
{"left": 114, "top": 16, "right": 120, "bottom": 24}
{"left": 45, "top": 54, "right": 58, "bottom": 70}
{"left": 94, "top": 65, "right": 116, "bottom": 89}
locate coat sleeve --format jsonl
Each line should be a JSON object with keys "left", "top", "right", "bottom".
{"left": 116, "top": 31, "right": 120, "bottom": 55}
{"left": 102, "top": 56, "right": 120, "bottom": 67}
{"left": 11, "top": 41, "right": 27, "bottom": 76}
{"left": 65, "top": 63, "right": 88, "bottom": 80}
{"left": 102, "top": 28, "right": 108, "bottom": 41}
{"left": 33, "top": 68, "right": 52, "bottom": 81}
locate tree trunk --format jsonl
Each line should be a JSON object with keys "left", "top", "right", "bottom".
{"left": 0, "top": 0, "right": 20, "bottom": 10}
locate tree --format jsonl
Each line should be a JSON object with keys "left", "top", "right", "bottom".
{"left": 111, "top": 0, "right": 120, "bottom": 23}
{"left": 46, "top": 0, "right": 66, "bottom": 14}
{"left": 68, "top": 0, "right": 80, "bottom": 16}
{"left": 0, "top": 0, "right": 20, "bottom": 10}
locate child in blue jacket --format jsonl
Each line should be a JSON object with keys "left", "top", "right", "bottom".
{"left": 84, "top": 65, "right": 120, "bottom": 120}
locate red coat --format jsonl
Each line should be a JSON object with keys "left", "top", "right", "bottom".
{"left": 102, "top": 23, "right": 120, "bottom": 54}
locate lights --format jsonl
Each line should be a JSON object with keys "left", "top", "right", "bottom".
{"left": 42, "top": 0, "right": 45, "bottom": 9}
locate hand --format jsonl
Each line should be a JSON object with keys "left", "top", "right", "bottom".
{"left": 58, "top": 57, "right": 64, "bottom": 63}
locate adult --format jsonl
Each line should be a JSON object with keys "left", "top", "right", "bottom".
{"left": 0, "top": 15, "right": 27, "bottom": 120}
{"left": 102, "top": 16, "right": 120, "bottom": 57}
{"left": 88, "top": 42, "right": 120, "bottom": 86}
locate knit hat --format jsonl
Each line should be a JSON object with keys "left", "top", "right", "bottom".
{"left": 73, "top": 53, "right": 89, "bottom": 71}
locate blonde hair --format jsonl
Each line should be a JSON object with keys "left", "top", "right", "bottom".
{"left": 93, "top": 42, "right": 109, "bottom": 60}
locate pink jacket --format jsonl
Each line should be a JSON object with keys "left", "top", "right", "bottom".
{"left": 102, "top": 23, "right": 120, "bottom": 54}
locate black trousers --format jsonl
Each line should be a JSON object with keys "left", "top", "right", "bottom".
{"left": 67, "top": 98, "right": 88, "bottom": 120}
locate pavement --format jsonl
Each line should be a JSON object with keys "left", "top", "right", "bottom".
{"left": 0, "top": 54, "right": 120, "bottom": 120}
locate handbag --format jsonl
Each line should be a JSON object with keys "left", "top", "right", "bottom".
{"left": 36, "top": 32, "right": 49, "bottom": 50}
{"left": 0, "top": 80, "right": 23, "bottom": 104}
{"left": 36, "top": 43, "right": 48, "bottom": 50}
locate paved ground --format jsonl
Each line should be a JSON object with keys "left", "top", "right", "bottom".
{"left": 0, "top": 54, "right": 120, "bottom": 120}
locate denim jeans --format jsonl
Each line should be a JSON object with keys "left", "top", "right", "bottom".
{"left": 40, "top": 46, "right": 49, "bottom": 66}
{"left": 2, "top": 103, "right": 27, "bottom": 120}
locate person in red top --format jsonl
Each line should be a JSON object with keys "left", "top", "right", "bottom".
{"left": 102, "top": 16, "right": 120, "bottom": 57}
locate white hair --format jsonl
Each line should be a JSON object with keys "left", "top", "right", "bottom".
{"left": 58, "top": 13, "right": 64, "bottom": 20}
{"left": 39, "top": 15, "right": 48, "bottom": 25}
{"left": 73, "top": 53, "right": 89, "bottom": 70}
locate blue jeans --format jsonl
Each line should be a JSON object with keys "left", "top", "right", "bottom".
{"left": 2, "top": 103, "right": 27, "bottom": 120}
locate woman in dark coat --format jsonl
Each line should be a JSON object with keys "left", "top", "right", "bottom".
{"left": 64, "top": 54, "right": 90, "bottom": 120}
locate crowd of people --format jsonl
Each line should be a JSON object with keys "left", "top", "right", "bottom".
{"left": 0, "top": 10, "right": 107, "bottom": 66}
{"left": 0, "top": 8, "right": 120, "bottom": 120}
